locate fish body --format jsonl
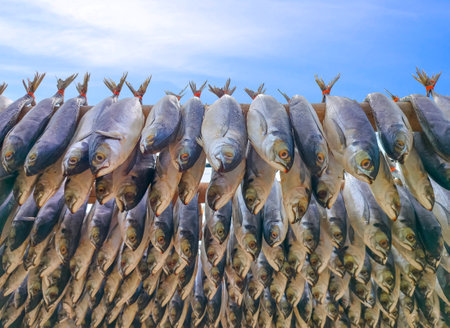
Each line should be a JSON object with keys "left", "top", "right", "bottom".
{"left": 64, "top": 168, "right": 94, "bottom": 213}
{"left": 280, "top": 149, "right": 311, "bottom": 223}
{"left": 123, "top": 191, "right": 148, "bottom": 250}
{"left": 89, "top": 95, "right": 146, "bottom": 177}
{"left": 205, "top": 200, "right": 232, "bottom": 245}
{"left": 326, "top": 193, "right": 347, "bottom": 249}
{"left": 148, "top": 148, "right": 182, "bottom": 216}
{"left": 246, "top": 93, "right": 294, "bottom": 172}
{"left": 414, "top": 132, "right": 450, "bottom": 190}
{"left": 201, "top": 222, "right": 227, "bottom": 268}
{"left": 398, "top": 145, "right": 434, "bottom": 210}
{"left": 323, "top": 95, "right": 380, "bottom": 183}
{"left": 262, "top": 181, "right": 288, "bottom": 248}
{"left": 206, "top": 157, "right": 245, "bottom": 211}
{"left": 403, "top": 94, "right": 450, "bottom": 160}
{"left": 2, "top": 94, "right": 63, "bottom": 173}
{"left": 178, "top": 151, "right": 205, "bottom": 205}
{"left": 155, "top": 271, "right": 179, "bottom": 307}
{"left": 173, "top": 195, "right": 199, "bottom": 272}
{"left": 286, "top": 94, "right": 329, "bottom": 175}
{"left": 232, "top": 185, "right": 262, "bottom": 259}
{"left": 366, "top": 92, "right": 413, "bottom": 162}
{"left": 291, "top": 199, "right": 320, "bottom": 254}
{"left": 191, "top": 258, "right": 207, "bottom": 326}
{"left": 149, "top": 202, "right": 173, "bottom": 254}
{"left": 200, "top": 84, "right": 247, "bottom": 173}
{"left": 32, "top": 156, "right": 65, "bottom": 207}
{"left": 113, "top": 269, "right": 141, "bottom": 308}
{"left": 227, "top": 225, "right": 253, "bottom": 279}
{"left": 88, "top": 199, "right": 115, "bottom": 248}
{"left": 97, "top": 209, "right": 122, "bottom": 273}
{"left": 242, "top": 144, "right": 276, "bottom": 214}
{"left": 391, "top": 187, "right": 419, "bottom": 251}
{"left": 169, "top": 93, "right": 204, "bottom": 171}
{"left": 141, "top": 94, "right": 181, "bottom": 154}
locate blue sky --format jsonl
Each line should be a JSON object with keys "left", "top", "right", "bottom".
{"left": 1, "top": 0, "right": 449, "bottom": 105}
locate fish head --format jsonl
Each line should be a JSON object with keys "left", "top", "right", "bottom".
{"left": 311, "top": 287, "right": 324, "bottom": 305}
{"left": 378, "top": 290, "right": 393, "bottom": 312}
{"left": 24, "top": 150, "right": 40, "bottom": 176}
{"left": 232, "top": 249, "right": 248, "bottom": 278}
{"left": 243, "top": 232, "right": 260, "bottom": 259}
{"left": 383, "top": 127, "right": 411, "bottom": 163}
{"left": 328, "top": 280, "right": 339, "bottom": 301}
{"left": 125, "top": 224, "right": 141, "bottom": 251}
{"left": 117, "top": 183, "right": 138, "bottom": 211}
{"left": 287, "top": 250, "right": 303, "bottom": 274}
{"left": 278, "top": 296, "right": 293, "bottom": 318}
{"left": 308, "top": 135, "right": 328, "bottom": 176}
{"left": 28, "top": 280, "right": 42, "bottom": 299}
{"left": 301, "top": 227, "right": 318, "bottom": 253}
{"left": 212, "top": 218, "right": 229, "bottom": 244}
{"left": 63, "top": 143, "right": 89, "bottom": 176}
{"left": 285, "top": 284, "right": 298, "bottom": 305}
{"left": 1, "top": 136, "right": 26, "bottom": 173}
{"left": 257, "top": 264, "right": 273, "bottom": 288}
{"left": 205, "top": 242, "right": 219, "bottom": 265}
{"left": 243, "top": 186, "right": 263, "bottom": 214}
{"left": 94, "top": 176, "right": 112, "bottom": 204}
{"left": 148, "top": 187, "right": 170, "bottom": 216}
{"left": 308, "top": 253, "right": 322, "bottom": 272}
{"left": 325, "top": 301, "right": 340, "bottom": 321}
{"left": 178, "top": 180, "right": 194, "bottom": 205}
{"left": 210, "top": 266, "right": 222, "bottom": 286}
{"left": 174, "top": 140, "right": 200, "bottom": 171}
{"left": 56, "top": 238, "right": 70, "bottom": 263}
{"left": 371, "top": 231, "right": 391, "bottom": 258}
{"left": 379, "top": 270, "right": 395, "bottom": 293}
{"left": 192, "top": 295, "right": 206, "bottom": 319}
{"left": 89, "top": 226, "right": 103, "bottom": 248}
{"left": 24, "top": 246, "right": 37, "bottom": 269}
{"left": 348, "top": 146, "right": 379, "bottom": 183}
{"left": 397, "top": 227, "right": 417, "bottom": 250}
{"left": 420, "top": 183, "right": 435, "bottom": 211}
{"left": 33, "top": 181, "right": 47, "bottom": 207}
{"left": 89, "top": 139, "right": 112, "bottom": 175}
{"left": 153, "top": 224, "right": 171, "bottom": 253}
{"left": 329, "top": 252, "right": 346, "bottom": 278}
{"left": 44, "top": 286, "right": 60, "bottom": 305}
{"left": 263, "top": 224, "right": 282, "bottom": 247}
{"left": 64, "top": 188, "right": 83, "bottom": 214}
{"left": 301, "top": 263, "right": 318, "bottom": 285}
{"left": 211, "top": 139, "right": 243, "bottom": 172}
{"left": 343, "top": 253, "right": 358, "bottom": 276}
{"left": 206, "top": 184, "right": 226, "bottom": 211}
{"left": 179, "top": 233, "right": 195, "bottom": 265}
{"left": 400, "top": 275, "right": 415, "bottom": 297}
{"left": 312, "top": 175, "right": 334, "bottom": 209}
{"left": 328, "top": 218, "right": 346, "bottom": 249}
{"left": 269, "top": 139, "right": 293, "bottom": 173}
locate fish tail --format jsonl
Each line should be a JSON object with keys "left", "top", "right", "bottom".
{"left": 412, "top": 67, "right": 442, "bottom": 97}
{"left": 314, "top": 73, "right": 340, "bottom": 103}
{"left": 244, "top": 83, "right": 266, "bottom": 100}
{"left": 126, "top": 75, "right": 152, "bottom": 100}
{"left": 165, "top": 85, "right": 188, "bottom": 101}
{"left": 208, "top": 78, "right": 236, "bottom": 98}
{"left": 384, "top": 89, "right": 400, "bottom": 102}
{"left": 189, "top": 80, "right": 208, "bottom": 97}
{"left": 104, "top": 72, "right": 128, "bottom": 96}
{"left": 76, "top": 72, "right": 90, "bottom": 96}
{"left": 0, "top": 82, "right": 7, "bottom": 95}
{"left": 277, "top": 89, "right": 290, "bottom": 103}
{"left": 56, "top": 73, "right": 78, "bottom": 92}
{"left": 23, "top": 72, "right": 46, "bottom": 94}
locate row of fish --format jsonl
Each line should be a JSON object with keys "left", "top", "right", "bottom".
{"left": 0, "top": 67, "right": 448, "bottom": 327}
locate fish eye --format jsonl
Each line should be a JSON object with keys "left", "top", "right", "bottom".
{"left": 207, "top": 250, "right": 215, "bottom": 260}
{"left": 248, "top": 240, "right": 256, "bottom": 250}
{"left": 406, "top": 233, "right": 415, "bottom": 243}
{"left": 317, "top": 190, "right": 327, "bottom": 200}
{"left": 310, "top": 256, "right": 318, "bottom": 267}
{"left": 246, "top": 195, "right": 255, "bottom": 205}
{"left": 68, "top": 156, "right": 78, "bottom": 164}
{"left": 360, "top": 159, "right": 371, "bottom": 170}
{"left": 4, "top": 151, "right": 13, "bottom": 160}
{"left": 224, "top": 151, "right": 234, "bottom": 159}
{"left": 278, "top": 150, "right": 289, "bottom": 159}
{"left": 157, "top": 236, "right": 165, "bottom": 245}
{"left": 97, "top": 186, "right": 105, "bottom": 193}
{"left": 379, "top": 239, "right": 389, "bottom": 249}
{"left": 385, "top": 276, "right": 393, "bottom": 286}
{"left": 60, "top": 245, "right": 67, "bottom": 255}
{"left": 180, "top": 153, "right": 189, "bottom": 162}
{"left": 183, "top": 246, "right": 191, "bottom": 257}
{"left": 261, "top": 273, "right": 267, "bottom": 281}
{"left": 212, "top": 271, "right": 219, "bottom": 280}
{"left": 270, "top": 231, "right": 278, "bottom": 240}
{"left": 216, "top": 227, "right": 224, "bottom": 237}
{"left": 129, "top": 234, "right": 136, "bottom": 242}
{"left": 333, "top": 232, "right": 342, "bottom": 240}
{"left": 29, "top": 153, "right": 37, "bottom": 161}
{"left": 317, "top": 152, "right": 324, "bottom": 163}
{"left": 95, "top": 153, "right": 105, "bottom": 162}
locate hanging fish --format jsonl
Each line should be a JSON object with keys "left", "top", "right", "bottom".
{"left": 232, "top": 185, "right": 262, "bottom": 259}
{"left": 206, "top": 156, "right": 245, "bottom": 211}
{"left": 258, "top": 287, "right": 276, "bottom": 328}
{"left": 12, "top": 168, "right": 38, "bottom": 205}
{"left": 248, "top": 251, "right": 274, "bottom": 300}
{"left": 88, "top": 199, "right": 115, "bottom": 249}
{"left": 279, "top": 90, "right": 328, "bottom": 176}
{"left": 141, "top": 86, "right": 184, "bottom": 154}
{"left": 205, "top": 200, "right": 232, "bottom": 245}
{"left": 0, "top": 73, "right": 45, "bottom": 146}
{"left": 198, "top": 79, "right": 247, "bottom": 173}
{"left": 63, "top": 73, "right": 127, "bottom": 176}
{"left": 2, "top": 74, "right": 76, "bottom": 173}
{"left": 291, "top": 198, "right": 320, "bottom": 254}
{"left": 202, "top": 222, "right": 227, "bottom": 267}
{"left": 123, "top": 190, "right": 148, "bottom": 250}
{"left": 316, "top": 74, "right": 380, "bottom": 184}
{"left": 89, "top": 77, "right": 150, "bottom": 177}
{"left": 32, "top": 155, "right": 65, "bottom": 207}
{"left": 148, "top": 201, "right": 173, "bottom": 254}
{"left": 391, "top": 187, "right": 419, "bottom": 251}
{"left": 177, "top": 151, "right": 206, "bottom": 205}
{"left": 96, "top": 209, "right": 122, "bottom": 274}
{"left": 365, "top": 92, "right": 413, "bottom": 163}
{"left": 262, "top": 181, "right": 288, "bottom": 248}
{"left": 64, "top": 168, "right": 94, "bottom": 213}
{"left": 24, "top": 73, "right": 89, "bottom": 176}
{"left": 191, "top": 258, "right": 207, "bottom": 326}
{"left": 169, "top": 81, "right": 206, "bottom": 171}
{"left": 148, "top": 148, "right": 182, "bottom": 216}
{"left": 241, "top": 143, "right": 276, "bottom": 215}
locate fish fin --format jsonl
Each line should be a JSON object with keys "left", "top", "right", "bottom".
{"left": 208, "top": 78, "right": 236, "bottom": 98}
{"left": 253, "top": 109, "right": 268, "bottom": 136}
{"left": 165, "top": 85, "right": 188, "bottom": 101}
{"left": 126, "top": 76, "right": 152, "bottom": 101}
{"left": 384, "top": 89, "right": 400, "bottom": 102}
{"left": 57, "top": 73, "right": 78, "bottom": 92}
{"left": 24, "top": 72, "right": 46, "bottom": 95}
{"left": 104, "top": 72, "right": 128, "bottom": 96}
{"left": 190, "top": 80, "right": 208, "bottom": 97}
{"left": 0, "top": 83, "right": 7, "bottom": 95}
{"left": 413, "top": 67, "right": 441, "bottom": 97}
{"left": 76, "top": 72, "right": 90, "bottom": 96}
{"left": 244, "top": 83, "right": 266, "bottom": 100}
{"left": 277, "top": 89, "right": 290, "bottom": 103}
{"left": 17, "top": 216, "right": 35, "bottom": 222}
{"left": 331, "top": 119, "right": 346, "bottom": 147}
{"left": 196, "top": 137, "right": 204, "bottom": 147}
{"left": 95, "top": 130, "right": 123, "bottom": 140}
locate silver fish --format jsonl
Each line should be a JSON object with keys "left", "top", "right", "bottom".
{"left": 96, "top": 209, "right": 122, "bottom": 274}
{"left": 123, "top": 190, "right": 148, "bottom": 251}
{"left": 280, "top": 149, "right": 312, "bottom": 223}
{"left": 89, "top": 77, "right": 149, "bottom": 177}
{"left": 245, "top": 85, "right": 294, "bottom": 172}
{"left": 191, "top": 257, "right": 207, "bottom": 326}
{"left": 202, "top": 222, "right": 227, "bottom": 267}
{"left": 13, "top": 168, "right": 39, "bottom": 205}
{"left": 177, "top": 151, "right": 206, "bottom": 205}
{"left": 311, "top": 267, "right": 330, "bottom": 304}
{"left": 88, "top": 199, "right": 115, "bottom": 249}
{"left": 64, "top": 169, "right": 94, "bottom": 213}
{"left": 113, "top": 269, "right": 141, "bottom": 308}
{"left": 2, "top": 261, "right": 27, "bottom": 296}
{"left": 198, "top": 79, "right": 247, "bottom": 173}
{"left": 285, "top": 227, "right": 307, "bottom": 275}
{"left": 258, "top": 288, "right": 276, "bottom": 328}
{"left": 327, "top": 272, "right": 350, "bottom": 302}
{"left": 226, "top": 224, "right": 252, "bottom": 279}
{"left": 155, "top": 271, "right": 179, "bottom": 307}
{"left": 326, "top": 193, "right": 347, "bottom": 249}
{"left": 291, "top": 198, "right": 320, "bottom": 254}
{"left": 365, "top": 92, "right": 413, "bottom": 163}
{"left": 205, "top": 200, "right": 232, "bottom": 245}
{"left": 349, "top": 276, "right": 376, "bottom": 308}
{"left": 391, "top": 187, "right": 419, "bottom": 252}
{"left": 148, "top": 148, "right": 182, "bottom": 216}
{"left": 32, "top": 155, "right": 65, "bottom": 207}
{"left": 262, "top": 236, "right": 286, "bottom": 273}
{"left": 268, "top": 262, "right": 289, "bottom": 304}
{"left": 148, "top": 201, "right": 173, "bottom": 254}
{"left": 169, "top": 81, "right": 206, "bottom": 171}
